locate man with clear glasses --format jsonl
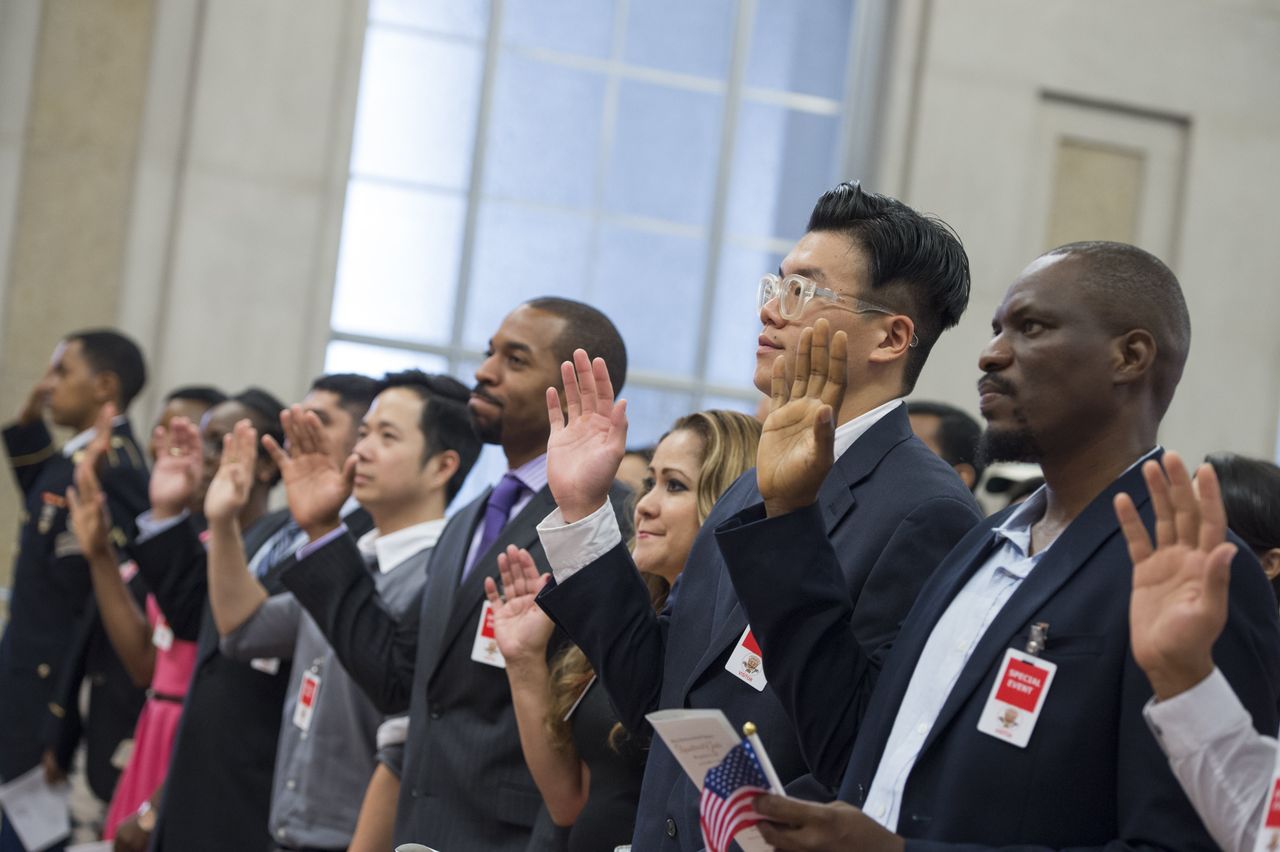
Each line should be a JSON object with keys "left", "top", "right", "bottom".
{"left": 534, "top": 182, "right": 985, "bottom": 851}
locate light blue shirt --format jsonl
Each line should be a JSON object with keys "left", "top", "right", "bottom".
{"left": 862, "top": 487, "right": 1052, "bottom": 831}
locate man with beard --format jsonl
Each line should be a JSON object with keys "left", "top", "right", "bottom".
{"left": 712, "top": 241, "right": 1280, "bottom": 849}
{"left": 280, "top": 299, "right": 633, "bottom": 852}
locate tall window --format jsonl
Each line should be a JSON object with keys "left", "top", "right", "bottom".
{"left": 328, "top": 0, "right": 871, "bottom": 495}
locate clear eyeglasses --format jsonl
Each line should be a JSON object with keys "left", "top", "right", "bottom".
{"left": 757, "top": 273, "right": 918, "bottom": 347}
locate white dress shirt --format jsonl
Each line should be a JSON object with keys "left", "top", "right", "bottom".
{"left": 356, "top": 516, "right": 447, "bottom": 574}
{"left": 862, "top": 486, "right": 1051, "bottom": 830}
{"left": 538, "top": 398, "right": 904, "bottom": 581}
{"left": 1144, "top": 666, "right": 1275, "bottom": 852}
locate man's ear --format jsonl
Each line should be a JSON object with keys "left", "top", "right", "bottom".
{"left": 93, "top": 370, "right": 121, "bottom": 407}
{"left": 426, "top": 449, "right": 460, "bottom": 492}
{"left": 1113, "top": 329, "right": 1156, "bottom": 386}
{"left": 868, "top": 316, "right": 916, "bottom": 365}
{"left": 1261, "top": 547, "right": 1280, "bottom": 581}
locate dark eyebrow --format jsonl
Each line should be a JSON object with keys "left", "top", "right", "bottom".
{"left": 502, "top": 340, "right": 535, "bottom": 356}
{"left": 783, "top": 266, "right": 826, "bottom": 283}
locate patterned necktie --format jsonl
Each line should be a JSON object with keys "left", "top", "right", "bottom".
{"left": 465, "top": 473, "right": 526, "bottom": 580}
{"left": 257, "top": 518, "right": 301, "bottom": 577}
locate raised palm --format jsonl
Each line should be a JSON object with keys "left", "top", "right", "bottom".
{"left": 757, "top": 319, "right": 848, "bottom": 516}
{"left": 1116, "top": 452, "right": 1234, "bottom": 699}
{"left": 66, "top": 414, "right": 113, "bottom": 560}
{"left": 546, "top": 349, "right": 628, "bottom": 523}
{"left": 261, "top": 405, "right": 354, "bottom": 533}
{"left": 204, "top": 420, "right": 259, "bottom": 524}
{"left": 484, "top": 545, "right": 555, "bottom": 663}
{"left": 150, "top": 416, "right": 203, "bottom": 516}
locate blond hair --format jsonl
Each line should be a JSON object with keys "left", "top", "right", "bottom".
{"left": 546, "top": 410, "right": 762, "bottom": 750}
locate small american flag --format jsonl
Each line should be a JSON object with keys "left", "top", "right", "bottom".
{"left": 700, "top": 739, "right": 770, "bottom": 852}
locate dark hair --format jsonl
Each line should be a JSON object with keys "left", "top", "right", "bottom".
{"left": 1045, "top": 241, "right": 1190, "bottom": 420}
{"left": 311, "top": 373, "right": 380, "bottom": 423}
{"left": 67, "top": 329, "right": 148, "bottom": 409}
{"left": 524, "top": 297, "right": 628, "bottom": 394}
{"left": 805, "top": 182, "right": 970, "bottom": 392}
{"left": 1206, "top": 452, "right": 1280, "bottom": 556}
{"left": 164, "top": 385, "right": 227, "bottom": 408}
{"left": 377, "top": 370, "right": 482, "bottom": 502}
{"left": 232, "top": 388, "right": 287, "bottom": 485}
{"left": 907, "top": 400, "right": 984, "bottom": 489}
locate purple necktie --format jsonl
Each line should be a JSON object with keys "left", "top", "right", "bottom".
{"left": 466, "top": 472, "right": 526, "bottom": 579}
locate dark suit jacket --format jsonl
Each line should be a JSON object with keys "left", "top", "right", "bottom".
{"left": 0, "top": 418, "right": 149, "bottom": 782}
{"left": 714, "top": 455, "right": 1280, "bottom": 849}
{"left": 538, "top": 406, "right": 982, "bottom": 851}
{"left": 133, "top": 508, "right": 373, "bottom": 852}
{"left": 282, "top": 482, "right": 631, "bottom": 852}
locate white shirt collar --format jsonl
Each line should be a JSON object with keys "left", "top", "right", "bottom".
{"left": 63, "top": 414, "right": 129, "bottom": 458}
{"left": 339, "top": 494, "right": 362, "bottom": 518}
{"left": 356, "top": 517, "right": 448, "bottom": 574}
{"left": 832, "top": 398, "right": 904, "bottom": 460}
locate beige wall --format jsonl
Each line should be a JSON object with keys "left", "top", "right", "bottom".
{"left": 876, "top": 0, "right": 1280, "bottom": 465}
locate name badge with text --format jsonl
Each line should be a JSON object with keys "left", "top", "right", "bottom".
{"left": 976, "top": 647, "right": 1057, "bottom": 748}
{"left": 725, "top": 626, "right": 767, "bottom": 692}
{"left": 471, "top": 600, "right": 506, "bottom": 669}
{"left": 1252, "top": 736, "right": 1280, "bottom": 851}
{"left": 293, "top": 668, "right": 322, "bottom": 732}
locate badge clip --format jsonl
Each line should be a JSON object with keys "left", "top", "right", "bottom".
{"left": 1024, "top": 622, "right": 1049, "bottom": 656}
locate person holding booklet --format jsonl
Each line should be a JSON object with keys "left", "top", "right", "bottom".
{"left": 486, "top": 410, "right": 761, "bottom": 852}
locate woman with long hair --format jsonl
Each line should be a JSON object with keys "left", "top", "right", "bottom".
{"left": 485, "top": 409, "right": 761, "bottom": 852}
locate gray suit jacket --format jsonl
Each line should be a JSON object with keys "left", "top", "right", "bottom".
{"left": 282, "top": 482, "right": 632, "bottom": 852}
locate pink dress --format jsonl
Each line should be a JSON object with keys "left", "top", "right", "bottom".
{"left": 102, "top": 593, "right": 197, "bottom": 838}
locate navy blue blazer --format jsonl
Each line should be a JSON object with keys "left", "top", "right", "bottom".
{"left": 538, "top": 405, "right": 982, "bottom": 851}
{"left": 715, "top": 455, "right": 1280, "bottom": 849}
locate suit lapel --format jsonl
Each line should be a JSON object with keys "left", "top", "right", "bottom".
{"left": 417, "top": 489, "right": 488, "bottom": 674}
{"left": 916, "top": 461, "right": 1154, "bottom": 757}
{"left": 432, "top": 486, "right": 557, "bottom": 680}
{"left": 683, "top": 407, "right": 916, "bottom": 692}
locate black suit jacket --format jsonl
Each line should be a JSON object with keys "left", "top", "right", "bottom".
{"left": 715, "top": 455, "right": 1280, "bottom": 849}
{"left": 538, "top": 405, "right": 982, "bottom": 851}
{"left": 133, "top": 507, "right": 372, "bottom": 852}
{"left": 283, "top": 482, "right": 631, "bottom": 852}
{"left": 0, "top": 418, "right": 149, "bottom": 782}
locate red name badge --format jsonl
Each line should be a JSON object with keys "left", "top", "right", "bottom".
{"left": 1253, "top": 753, "right": 1280, "bottom": 852}
{"left": 976, "top": 648, "right": 1057, "bottom": 748}
{"left": 471, "top": 600, "right": 506, "bottom": 669}
{"left": 292, "top": 668, "right": 321, "bottom": 732}
{"left": 725, "top": 626, "right": 767, "bottom": 691}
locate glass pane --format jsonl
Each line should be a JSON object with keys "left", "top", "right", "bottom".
{"left": 590, "top": 225, "right": 705, "bottom": 375}
{"left": 725, "top": 103, "right": 841, "bottom": 242}
{"left": 464, "top": 202, "right": 593, "bottom": 348}
{"left": 503, "top": 0, "right": 616, "bottom": 58}
{"left": 623, "top": 0, "right": 735, "bottom": 79}
{"left": 484, "top": 55, "right": 607, "bottom": 209}
{"left": 370, "top": 0, "right": 489, "bottom": 39}
{"left": 744, "top": 0, "right": 854, "bottom": 100}
{"left": 706, "top": 244, "right": 786, "bottom": 390}
{"left": 331, "top": 181, "right": 463, "bottom": 344}
{"left": 701, "top": 394, "right": 764, "bottom": 421}
{"left": 350, "top": 28, "right": 483, "bottom": 189}
{"left": 605, "top": 82, "right": 723, "bottom": 226}
{"left": 620, "top": 385, "right": 696, "bottom": 448}
{"left": 324, "top": 340, "right": 448, "bottom": 378}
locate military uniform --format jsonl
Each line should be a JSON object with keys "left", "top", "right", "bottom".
{"left": 0, "top": 417, "right": 149, "bottom": 788}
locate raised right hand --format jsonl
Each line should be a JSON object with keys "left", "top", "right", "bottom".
{"left": 150, "top": 416, "right": 203, "bottom": 519}
{"left": 757, "top": 319, "right": 848, "bottom": 517}
{"left": 484, "top": 545, "right": 555, "bottom": 664}
{"left": 17, "top": 362, "right": 53, "bottom": 426}
{"left": 1116, "top": 452, "right": 1235, "bottom": 701}
{"left": 67, "top": 407, "right": 116, "bottom": 561}
{"left": 204, "top": 420, "right": 259, "bottom": 525}
{"left": 546, "top": 349, "right": 628, "bottom": 523}
{"left": 262, "top": 405, "right": 354, "bottom": 539}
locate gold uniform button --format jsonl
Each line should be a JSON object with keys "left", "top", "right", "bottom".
{"left": 37, "top": 663, "right": 51, "bottom": 678}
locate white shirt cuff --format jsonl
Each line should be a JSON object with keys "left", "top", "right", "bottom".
{"left": 1144, "top": 667, "right": 1251, "bottom": 758}
{"left": 537, "top": 501, "right": 622, "bottom": 583}
{"left": 135, "top": 508, "right": 190, "bottom": 543}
